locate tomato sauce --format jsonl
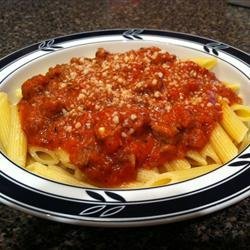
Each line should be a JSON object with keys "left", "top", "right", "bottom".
{"left": 18, "top": 47, "right": 241, "bottom": 187}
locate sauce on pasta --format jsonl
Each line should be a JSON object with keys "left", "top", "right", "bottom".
{"left": 18, "top": 47, "right": 241, "bottom": 187}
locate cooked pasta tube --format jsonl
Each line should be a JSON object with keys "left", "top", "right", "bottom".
{"left": 26, "top": 162, "right": 94, "bottom": 187}
{"left": 186, "top": 150, "right": 207, "bottom": 166}
{"left": 137, "top": 168, "right": 159, "bottom": 182}
{"left": 239, "top": 132, "right": 250, "bottom": 152}
{"left": 7, "top": 105, "right": 27, "bottom": 167}
{"left": 222, "top": 82, "right": 240, "bottom": 92}
{"left": 210, "top": 123, "right": 238, "bottom": 163}
{"left": 231, "top": 104, "right": 250, "bottom": 121}
{"left": 29, "top": 146, "right": 59, "bottom": 165}
{"left": 74, "top": 168, "right": 87, "bottom": 181}
{"left": 221, "top": 102, "right": 248, "bottom": 144}
{"left": 201, "top": 143, "right": 221, "bottom": 164}
{"left": 144, "top": 164, "right": 220, "bottom": 187}
{"left": 165, "top": 159, "right": 191, "bottom": 171}
{"left": 0, "top": 140, "right": 4, "bottom": 152}
{"left": 0, "top": 92, "right": 10, "bottom": 151}
{"left": 122, "top": 181, "right": 144, "bottom": 189}
{"left": 56, "top": 148, "right": 75, "bottom": 169}
{"left": 190, "top": 57, "right": 217, "bottom": 70}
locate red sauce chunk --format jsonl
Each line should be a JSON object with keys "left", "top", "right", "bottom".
{"left": 18, "top": 47, "right": 242, "bottom": 187}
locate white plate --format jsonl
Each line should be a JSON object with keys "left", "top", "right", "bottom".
{"left": 0, "top": 29, "right": 249, "bottom": 227}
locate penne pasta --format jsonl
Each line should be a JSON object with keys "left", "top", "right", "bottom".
{"left": 221, "top": 102, "right": 248, "bottom": 144}
{"left": 201, "top": 143, "right": 221, "bottom": 164}
{"left": 56, "top": 148, "right": 76, "bottom": 169}
{"left": 0, "top": 140, "right": 4, "bottom": 152}
{"left": 186, "top": 150, "right": 207, "bottom": 166}
{"left": 0, "top": 92, "right": 11, "bottom": 152}
{"left": 122, "top": 181, "right": 144, "bottom": 189}
{"left": 144, "top": 164, "right": 220, "bottom": 187}
{"left": 222, "top": 82, "right": 240, "bottom": 93}
{"left": 7, "top": 105, "right": 27, "bottom": 167}
{"left": 26, "top": 162, "right": 94, "bottom": 187}
{"left": 137, "top": 168, "right": 159, "bottom": 182}
{"left": 239, "top": 132, "right": 250, "bottom": 152}
{"left": 231, "top": 104, "right": 250, "bottom": 121}
{"left": 74, "top": 168, "right": 87, "bottom": 181}
{"left": 165, "top": 159, "right": 191, "bottom": 171}
{"left": 29, "top": 146, "right": 59, "bottom": 166}
{"left": 190, "top": 57, "right": 217, "bottom": 70}
{"left": 210, "top": 123, "right": 238, "bottom": 163}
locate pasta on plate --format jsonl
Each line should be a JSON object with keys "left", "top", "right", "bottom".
{"left": 0, "top": 47, "right": 249, "bottom": 189}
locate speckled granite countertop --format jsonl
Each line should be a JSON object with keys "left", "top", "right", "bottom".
{"left": 0, "top": 0, "right": 249, "bottom": 249}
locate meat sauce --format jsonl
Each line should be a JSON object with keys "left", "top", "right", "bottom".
{"left": 18, "top": 47, "right": 241, "bottom": 187}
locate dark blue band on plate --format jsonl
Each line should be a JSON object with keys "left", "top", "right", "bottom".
{"left": 1, "top": 29, "right": 249, "bottom": 70}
